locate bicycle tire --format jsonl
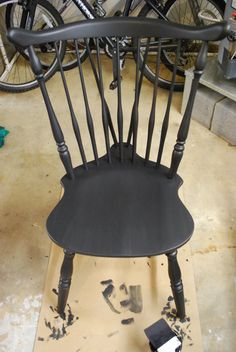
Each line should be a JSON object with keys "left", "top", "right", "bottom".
{"left": 62, "top": 39, "right": 89, "bottom": 71}
{"left": 48, "top": 0, "right": 89, "bottom": 71}
{"left": 0, "top": 0, "right": 65, "bottom": 93}
{"left": 162, "top": 0, "right": 225, "bottom": 79}
{"left": 137, "top": 0, "right": 225, "bottom": 91}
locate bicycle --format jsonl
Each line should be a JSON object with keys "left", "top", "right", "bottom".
{"left": 0, "top": 0, "right": 65, "bottom": 92}
{"left": 2, "top": 0, "right": 225, "bottom": 92}
{"left": 48, "top": 0, "right": 225, "bottom": 91}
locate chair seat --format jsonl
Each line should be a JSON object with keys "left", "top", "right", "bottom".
{"left": 46, "top": 146, "right": 194, "bottom": 257}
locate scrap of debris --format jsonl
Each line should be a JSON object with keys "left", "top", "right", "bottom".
{"left": 121, "top": 318, "right": 134, "bottom": 325}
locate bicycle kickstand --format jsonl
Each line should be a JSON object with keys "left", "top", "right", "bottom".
{"left": 109, "top": 57, "right": 125, "bottom": 90}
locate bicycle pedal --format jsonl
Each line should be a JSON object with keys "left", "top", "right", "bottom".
{"left": 114, "top": 11, "right": 122, "bottom": 17}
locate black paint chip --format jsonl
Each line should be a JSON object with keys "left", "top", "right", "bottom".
{"left": 121, "top": 318, "right": 134, "bottom": 325}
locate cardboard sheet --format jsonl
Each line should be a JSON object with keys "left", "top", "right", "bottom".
{"left": 34, "top": 243, "right": 202, "bottom": 351}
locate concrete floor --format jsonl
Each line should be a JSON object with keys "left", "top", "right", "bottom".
{"left": 0, "top": 58, "right": 235, "bottom": 352}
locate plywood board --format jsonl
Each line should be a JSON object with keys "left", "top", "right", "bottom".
{"left": 33, "top": 243, "right": 202, "bottom": 352}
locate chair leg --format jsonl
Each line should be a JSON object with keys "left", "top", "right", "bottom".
{"left": 57, "top": 249, "right": 75, "bottom": 315}
{"left": 166, "top": 250, "right": 185, "bottom": 320}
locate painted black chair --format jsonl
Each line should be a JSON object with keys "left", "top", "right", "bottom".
{"left": 8, "top": 18, "right": 228, "bottom": 320}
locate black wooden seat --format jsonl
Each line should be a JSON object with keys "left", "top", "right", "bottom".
{"left": 47, "top": 145, "right": 194, "bottom": 257}
{"left": 8, "top": 17, "right": 228, "bottom": 323}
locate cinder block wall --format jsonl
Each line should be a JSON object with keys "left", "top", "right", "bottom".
{"left": 212, "top": 98, "right": 236, "bottom": 145}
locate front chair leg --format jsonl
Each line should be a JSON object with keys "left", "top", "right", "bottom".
{"left": 166, "top": 250, "right": 185, "bottom": 320}
{"left": 57, "top": 249, "right": 75, "bottom": 315}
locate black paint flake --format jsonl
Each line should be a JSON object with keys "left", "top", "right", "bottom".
{"left": 121, "top": 318, "right": 134, "bottom": 325}
{"left": 100, "top": 279, "right": 113, "bottom": 285}
{"left": 52, "top": 288, "right": 58, "bottom": 296}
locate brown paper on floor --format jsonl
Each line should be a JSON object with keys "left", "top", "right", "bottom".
{"left": 34, "top": 242, "right": 202, "bottom": 352}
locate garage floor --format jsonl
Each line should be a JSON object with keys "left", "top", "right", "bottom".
{"left": 0, "top": 58, "right": 235, "bottom": 352}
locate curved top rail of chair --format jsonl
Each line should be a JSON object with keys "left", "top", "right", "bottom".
{"left": 7, "top": 17, "right": 229, "bottom": 48}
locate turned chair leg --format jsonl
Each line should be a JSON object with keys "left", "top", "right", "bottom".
{"left": 57, "top": 249, "right": 75, "bottom": 315}
{"left": 166, "top": 250, "right": 185, "bottom": 320}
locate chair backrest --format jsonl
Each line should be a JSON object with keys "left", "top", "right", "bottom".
{"left": 8, "top": 18, "right": 228, "bottom": 179}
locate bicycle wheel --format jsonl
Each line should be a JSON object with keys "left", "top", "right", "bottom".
{"left": 49, "top": 0, "right": 89, "bottom": 71}
{"left": 137, "top": 0, "right": 225, "bottom": 91}
{"left": 0, "top": 0, "right": 65, "bottom": 93}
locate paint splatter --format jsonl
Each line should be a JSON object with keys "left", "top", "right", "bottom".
{"left": 52, "top": 288, "right": 58, "bottom": 296}
{"left": 107, "top": 330, "right": 119, "bottom": 338}
{"left": 67, "top": 304, "right": 75, "bottom": 326}
{"left": 102, "top": 284, "right": 121, "bottom": 314}
{"left": 129, "top": 285, "right": 143, "bottom": 313}
{"left": 100, "top": 279, "right": 113, "bottom": 285}
{"left": 120, "top": 299, "right": 130, "bottom": 308}
{"left": 101, "top": 280, "right": 143, "bottom": 325}
{"left": 121, "top": 318, "right": 134, "bottom": 325}
{"left": 119, "top": 283, "right": 128, "bottom": 294}
{"left": 168, "top": 296, "right": 174, "bottom": 302}
{"left": 161, "top": 296, "right": 193, "bottom": 347}
{"left": 41, "top": 303, "right": 79, "bottom": 341}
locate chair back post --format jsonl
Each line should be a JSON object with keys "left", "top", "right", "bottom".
{"left": 28, "top": 46, "right": 74, "bottom": 180}
{"left": 168, "top": 41, "right": 208, "bottom": 179}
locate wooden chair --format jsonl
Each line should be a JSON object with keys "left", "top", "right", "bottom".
{"left": 8, "top": 18, "right": 228, "bottom": 320}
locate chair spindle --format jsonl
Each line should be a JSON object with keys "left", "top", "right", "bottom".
{"left": 55, "top": 43, "right": 88, "bottom": 170}
{"left": 132, "top": 37, "right": 141, "bottom": 162}
{"left": 168, "top": 41, "right": 209, "bottom": 178}
{"left": 85, "top": 39, "right": 118, "bottom": 146}
{"left": 27, "top": 30, "right": 210, "bottom": 179}
{"left": 145, "top": 39, "right": 161, "bottom": 163}
{"left": 157, "top": 40, "right": 181, "bottom": 166}
{"left": 115, "top": 38, "right": 124, "bottom": 162}
{"left": 74, "top": 40, "right": 99, "bottom": 166}
{"left": 28, "top": 45, "right": 74, "bottom": 179}
{"left": 96, "top": 38, "right": 111, "bottom": 163}
{"left": 127, "top": 37, "right": 150, "bottom": 146}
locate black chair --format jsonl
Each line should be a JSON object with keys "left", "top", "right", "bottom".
{"left": 8, "top": 18, "right": 228, "bottom": 321}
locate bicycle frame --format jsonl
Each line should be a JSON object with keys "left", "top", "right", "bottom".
{"left": 65, "top": 0, "right": 168, "bottom": 52}
{"left": 69, "top": 0, "right": 168, "bottom": 21}
{"left": 15, "top": 0, "right": 38, "bottom": 29}
{"left": 56, "top": 0, "right": 205, "bottom": 55}
{"left": 62, "top": 0, "right": 206, "bottom": 89}
{"left": 72, "top": 0, "right": 96, "bottom": 19}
